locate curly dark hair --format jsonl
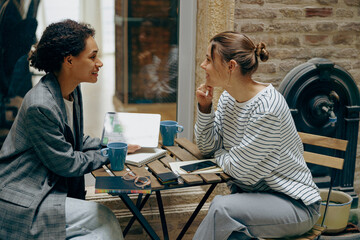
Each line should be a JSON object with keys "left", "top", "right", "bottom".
{"left": 28, "top": 19, "right": 95, "bottom": 73}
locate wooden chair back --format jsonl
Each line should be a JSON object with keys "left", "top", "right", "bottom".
{"left": 267, "top": 132, "right": 348, "bottom": 240}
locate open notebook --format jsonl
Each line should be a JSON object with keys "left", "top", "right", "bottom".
{"left": 101, "top": 112, "right": 161, "bottom": 148}
{"left": 126, "top": 148, "right": 167, "bottom": 167}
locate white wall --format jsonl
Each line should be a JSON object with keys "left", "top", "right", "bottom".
{"left": 36, "top": 0, "right": 114, "bottom": 55}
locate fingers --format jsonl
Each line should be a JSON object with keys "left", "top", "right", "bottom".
{"left": 138, "top": 51, "right": 152, "bottom": 65}
{"left": 196, "top": 84, "right": 213, "bottom": 98}
{"left": 196, "top": 84, "right": 213, "bottom": 114}
{"left": 128, "top": 144, "right": 141, "bottom": 153}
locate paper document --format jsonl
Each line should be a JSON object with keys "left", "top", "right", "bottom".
{"left": 169, "top": 159, "right": 223, "bottom": 175}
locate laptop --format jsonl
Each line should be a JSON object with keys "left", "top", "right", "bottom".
{"left": 101, "top": 112, "right": 161, "bottom": 148}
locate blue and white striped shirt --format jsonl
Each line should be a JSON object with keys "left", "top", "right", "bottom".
{"left": 195, "top": 84, "right": 321, "bottom": 206}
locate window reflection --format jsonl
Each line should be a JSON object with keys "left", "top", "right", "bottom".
{"left": 115, "top": 0, "right": 179, "bottom": 105}
{"left": 134, "top": 19, "right": 177, "bottom": 103}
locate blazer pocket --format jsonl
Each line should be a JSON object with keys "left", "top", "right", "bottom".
{"left": 0, "top": 186, "right": 35, "bottom": 208}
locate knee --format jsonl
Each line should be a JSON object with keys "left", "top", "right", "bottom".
{"left": 208, "top": 195, "right": 228, "bottom": 216}
{"left": 97, "top": 204, "right": 118, "bottom": 225}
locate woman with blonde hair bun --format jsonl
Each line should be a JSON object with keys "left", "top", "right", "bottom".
{"left": 193, "top": 31, "right": 321, "bottom": 239}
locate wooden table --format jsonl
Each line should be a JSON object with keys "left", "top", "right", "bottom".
{"left": 92, "top": 138, "right": 232, "bottom": 240}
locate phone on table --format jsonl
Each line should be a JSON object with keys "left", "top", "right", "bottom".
{"left": 180, "top": 160, "right": 217, "bottom": 173}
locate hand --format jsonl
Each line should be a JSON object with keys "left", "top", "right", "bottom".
{"left": 128, "top": 144, "right": 141, "bottom": 153}
{"left": 138, "top": 50, "right": 153, "bottom": 65}
{"left": 196, "top": 84, "right": 213, "bottom": 113}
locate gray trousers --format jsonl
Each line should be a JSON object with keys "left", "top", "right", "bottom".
{"left": 193, "top": 192, "right": 320, "bottom": 240}
{"left": 65, "top": 197, "right": 124, "bottom": 240}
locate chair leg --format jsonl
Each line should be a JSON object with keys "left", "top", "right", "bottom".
{"left": 321, "top": 169, "right": 337, "bottom": 227}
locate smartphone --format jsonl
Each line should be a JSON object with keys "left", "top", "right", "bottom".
{"left": 180, "top": 161, "right": 217, "bottom": 173}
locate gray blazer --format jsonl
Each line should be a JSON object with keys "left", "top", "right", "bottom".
{"left": 0, "top": 73, "right": 109, "bottom": 239}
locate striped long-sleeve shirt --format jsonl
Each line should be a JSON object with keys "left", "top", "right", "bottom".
{"left": 195, "top": 84, "right": 321, "bottom": 206}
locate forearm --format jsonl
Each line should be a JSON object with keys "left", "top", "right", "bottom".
{"left": 195, "top": 107, "right": 222, "bottom": 157}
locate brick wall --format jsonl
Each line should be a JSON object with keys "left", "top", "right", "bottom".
{"left": 233, "top": 0, "right": 360, "bottom": 87}
{"left": 232, "top": 0, "right": 360, "bottom": 194}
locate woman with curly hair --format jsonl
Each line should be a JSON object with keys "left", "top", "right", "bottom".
{"left": 0, "top": 19, "right": 138, "bottom": 239}
{"left": 193, "top": 31, "right": 321, "bottom": 239}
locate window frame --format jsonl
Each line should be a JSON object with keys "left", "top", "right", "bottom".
{"left": 177, "top": 0, "right": 197, "bottom": 141}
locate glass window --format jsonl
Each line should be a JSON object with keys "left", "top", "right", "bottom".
{"left": 115, "top": 0, "right": 179, "bottom": 120}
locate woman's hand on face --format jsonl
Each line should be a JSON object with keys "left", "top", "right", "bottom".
{"left": 138, "top": 50, "right": 153, "bottom": 65}
{"left": 128, "top": 144, "right": 141, "bottom": 153}
{"left": 196, "top": 84, "right": 213, "bottom": 113}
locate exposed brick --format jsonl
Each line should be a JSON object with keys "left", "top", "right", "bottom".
{"left": 267, "top": 0, "right": 301, "bottom": 3}
{"left": 264, "top": 77, "right": 283, "bottom": 86}
{"left": 279, "top": 8, "right": 303, "bottom": 18}
{"left": 252, "top": 36, "right": 276, "bottom": 47}
{"left": 311, "top": 48, "right": 335, "bottom": 58}
{"left": 240, "top": 23, "right": 265, "bottom": 32}
{"left": 333, "top": 48, "right": 359, "bottom": 58}
{"left": 333, "top": 34, "right": 354, "bottom": 45}
{"left": 256, "top": 63, "right": 277, "bottom": 73}
{"left": 235, "top": 9, "right": 277, "bottom": 19}
{"left": 344, "top": 0, "right": 360, "bottom": 6}
{"left": 279, "top": 60, "right": 304, "bottom": 72}
{"left": 269, "top": 23, "right": 312, "bottom": 32}
{"left": 277, "top": 36, "right": 301, "bottom": 46}
{"left": 336, "top": 9, "right": 355, "bottom": 18}
{"left": 316, "top": 22, "right": 338, "bottom": 31}
{"left": 341, "top": 22, "right": 360, "bottom": 32}
{"left": 306, "top": 8, "right": 333, "bottom": 17}
{"left": 353, "top": 61, "right": 360, "bottom": 69}
{"left": 333, "top": 60, "right": 352, "bottom": 71}
{"left": 305, "top": 35, "right": 329, "bottom": 45}
{"left": 237, "top": 0, "right": 265, "bottom": 5}
{"left": 271, "top": 48, "right": 311, "bottom": 59}
{"left": 317, "top": 0, "right": 338, "bottom": 4}
{"left": 351, "top": 72, "right": 360, "bottom": 85}
{"left": 270, "top": 49, "right": 293, "bottom": 59}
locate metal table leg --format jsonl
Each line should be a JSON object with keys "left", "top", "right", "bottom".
{"left": 156, "top": 191, "right": 169, "bottom": 240}
{"left": 119, "top": 193, "right": 160, "bottom": 240}
{"left": 176, "top": 183, "right": 217, "bottom": 240}
{"left": 123, "top": 194, "right": 151, "bottom": 237}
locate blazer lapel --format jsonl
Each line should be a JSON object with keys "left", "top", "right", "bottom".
{"left": 42, "top": 73, "right": 75, "bottom": 147}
